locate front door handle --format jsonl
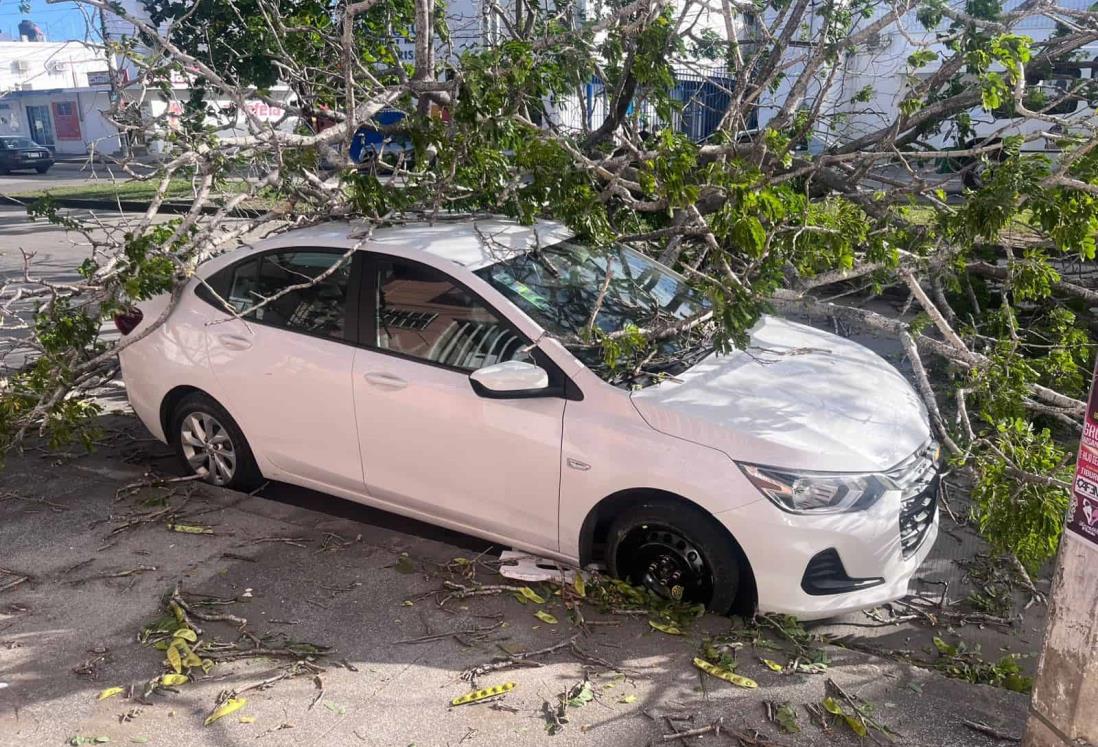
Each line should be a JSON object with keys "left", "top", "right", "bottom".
{"left": 217, "top": 333, "right": 253, "bottom": 351}
{"left": 364, "top": 371, "right": 407, "bottom": 390}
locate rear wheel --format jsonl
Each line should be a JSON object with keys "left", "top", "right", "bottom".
{"left": 34, "top": 165, "right": 49, "bottom": 174}
{"left": 171, "top": 392, "right": 261, "bottom": 490}
{"left": 606, "top": 499, "right": 741, "bottom": 614}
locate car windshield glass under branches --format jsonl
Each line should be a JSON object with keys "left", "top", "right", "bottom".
{"left": 475, "top": 241, "right": 713, "bottom": 387}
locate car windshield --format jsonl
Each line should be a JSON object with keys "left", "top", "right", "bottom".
{"left": 0, "top": 137, "right": 39, "bottom": 149}
{"left": 475, "top": 240, "right": 713, "bottom": 387}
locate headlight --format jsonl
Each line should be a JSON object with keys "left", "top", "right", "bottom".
{"left": 738, "top": 463, "right": 892, "bottom": 514}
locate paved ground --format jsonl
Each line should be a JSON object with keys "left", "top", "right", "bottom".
{"left": 0, "top": 412, "right": 1041, "bottom": 747}
{"left": 0, "top": 161, "right": 124, "bottom": 197}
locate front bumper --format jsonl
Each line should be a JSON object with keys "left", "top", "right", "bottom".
{"left": 718, "top": 480, "right": 939, "bottom": 621}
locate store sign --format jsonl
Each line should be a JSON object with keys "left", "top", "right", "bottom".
{"left": 87, "top": 71, "right": 111, "bottom": 86}
{"left": 1067, "top": 361, "right": 1098, "bottom": 545}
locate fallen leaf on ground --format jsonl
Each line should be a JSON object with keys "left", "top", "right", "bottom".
{"left": 451, "top": 682, "right": 516, "bottom": 706}
{"left": 775, "top": 703, "right": 800, "bottom": 733}
{"left": 692, "top": 658, "right": 757, "bottom": 688}
{"left": 619, "top": 694, "right": 638, "bottom": 704}
{"left": 96, "top": 687, "right": 124, "bottom": 700}
{"left": 648, "top": 620, "right": 683, "bottom": 636}
{"left": 573, "top": 575, "right": 586, "bottom": 597}
{"left": 204, "top": 697, "right": 247, "bottom": 726}
{"left": 166, "top": 645, "right": 182, "bottom": 674}
{"left": 159, "top": 674, "right": 188, "bottom": 687}
{"left": 169, "top": 523, "right": 214, "bottom": 534}
{"left": 567, "top": 681, "right": 593, "bottom": 707}
{"left": 239, "top": 716, "right": 256, "bottom": 724}
{"left": 394, "top": 555, "right": 416, "bottom": 574}
{"left": 761, "top": 658, "right": 784, "bottom": 672}
{"left": 324, "top": 702, "right": 346, "bottom": 716}
{"left": 518, "top": 586, "right": 546, "bottom": 604}
{"left": 534, "top": 610, "right": 558, "bottom": 625}
{"left": 172, "top": 628, "right": 197, "bottom": 642}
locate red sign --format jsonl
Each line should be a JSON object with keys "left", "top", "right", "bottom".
{"left": 1067, "top": 361, "right": 1098, "bottom": 544}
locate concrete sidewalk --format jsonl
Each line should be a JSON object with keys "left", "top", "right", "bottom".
{"left": 1, "top": 414, "right": 1032, "bottom": 746}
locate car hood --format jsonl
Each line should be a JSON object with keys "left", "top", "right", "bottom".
{"left": 630, "top": 316, "right": 931, "bottom": 473}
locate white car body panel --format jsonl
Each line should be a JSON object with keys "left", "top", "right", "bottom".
{"left": 118, "top": 217, "right": 939, "bottom": 621}
{"left": 631, "top": 316, "right": 931, "bottom": 473}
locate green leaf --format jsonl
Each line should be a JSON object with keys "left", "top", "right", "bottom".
{"left": 566, "top": 680, "right": 594, "bottom": 707}
{"left": 821, "top": 696, "right": 844, "bottom": 716}
{"left": 393, "top": 555, "right": 416, "bottom": 574}
{"left": 518, "top": 586, "right": 546, "bottom": 604}
{"left": 534, "top": 610, "right": 559, "bottom": 625}
{"left": 619, "top": 694, "right": 638, "bottom": 704}
{"left": 172, "top": 628, "right": 197, "bottom": 642}
{"left": 761, "top": 658, "right": 784, "bottom": 672}
{"left": 843, "top": 714, "right": 868, "bottom": 737}
{"left": 96, "top": 686, "right": 124, "bottom": 700}
{"left": 324, "top": 701, "right": 347, "bottom": 715}
{"left": 775, "top": 703, "right": 800, "bottom": 734}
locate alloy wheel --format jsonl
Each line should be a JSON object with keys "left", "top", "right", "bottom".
{"left": 179, "top": 411, "right": 236, "bottom": 486}
{"left": 617, "top": 523, "right": 714, "bottom": 605}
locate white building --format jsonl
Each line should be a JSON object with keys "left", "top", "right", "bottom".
{"left": 0, "top": 39, "right": 123, "bottom": 155}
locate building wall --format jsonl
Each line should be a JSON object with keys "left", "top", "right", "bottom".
{"left": 0, "top": 40, "right": 122, "bottom": 154}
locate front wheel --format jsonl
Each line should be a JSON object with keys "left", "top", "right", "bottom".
{"left": 171, "top": 392, "right": 261, "bottom": 490}
{"left": 34, "top": 165, "right": 49, "bottom": 174}
{"left": 606, "top": 499, "right": 741, "bottom": 614}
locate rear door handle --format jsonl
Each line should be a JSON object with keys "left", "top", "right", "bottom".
{"left": 364, "top": 371, "right": 407, "bottom": 390}
{"left": 217, "top": 334, "right": 253, "bottom": 351}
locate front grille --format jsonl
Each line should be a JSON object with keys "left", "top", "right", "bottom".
{"left": 886, "top": 440, "right": 940, "bottom": 558}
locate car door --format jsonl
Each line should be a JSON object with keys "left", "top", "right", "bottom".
{"left": 351, "top": 253, "right": 566, "bottom": 552}
{"left": 204, "top": 248, "right": 366, "bottom": 494}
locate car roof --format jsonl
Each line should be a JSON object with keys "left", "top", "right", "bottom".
{"left": 261, "top": 216, "right": 574, "bottom": 270}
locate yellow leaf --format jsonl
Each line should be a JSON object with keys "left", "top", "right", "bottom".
{"left": 844, "top": 714, "right": 868, "bottom": 737}
{"left": 573, "top": 575, "right": 586, "bottom": 598}
{"left": 518, "top": 587, "right": 546, "bottom": 604}
{"left": 170, "top": 523, "right": 214, "bottom": 534}
{"left": 200, "top": 659, "right": 214, "bottom": 674}
{"left": 450, "top": 682, "right": 516, "bottom": 706}
{"left": 184, "top": 651, "right": 203, "bottom": 668}
{"left": 239, "top": 716, "right": 256, "bottom": 724}
{"left": 648, "top": 620, "right": 683, "bottom": 636}
{"left": 169, "top": 602, "right": 186, "bottom": 624}
{"left": 160, "top": 674, "right": 189, "bottom": 687}
{"left": 762, "top": 658, "right": 784, "bottom": 672}
{"left": 821, "top": 697, "right": 844, "bottom": 715}
{"left": 172, "top": 628, "right": 197, "bottom": 643}
{"left": 204, "top": 697, "right": 247, "bottom": 726}
{"left": 692, "top": 658, "right": 758, "bottom": 689}
{"left": 534, "top": 610, "right": 558, "bottom": 625}
{"left": 97, "top": 686, "right": 124, "bottom": 700}
{"left": 166, "top": 645, "right": 182, "bottom": 674}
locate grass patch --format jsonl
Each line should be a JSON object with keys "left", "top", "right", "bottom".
{"left": 10, "top": 178, "right": 277, "bottom": 212}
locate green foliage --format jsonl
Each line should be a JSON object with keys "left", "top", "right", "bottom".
{"left": 932, "top": 636, "right": 1033, "bottom": 692}
{"left": 969, "top": 416, "right": 1071, "bottom": 574}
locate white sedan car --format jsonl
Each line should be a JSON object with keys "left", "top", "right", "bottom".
{"left": 118, "top": 217, "right": 939, "bottom": 619}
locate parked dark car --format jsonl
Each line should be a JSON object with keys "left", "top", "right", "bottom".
{"left": 0, "top": 136, "right": 53, "bottom": 175}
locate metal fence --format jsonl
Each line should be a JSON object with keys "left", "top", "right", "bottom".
{"left": 555, "top": 66, "right": 750, "bottom": 143}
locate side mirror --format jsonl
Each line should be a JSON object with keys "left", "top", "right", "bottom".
{"left": 469, "top": 361, "right": 552, "bottom": 399}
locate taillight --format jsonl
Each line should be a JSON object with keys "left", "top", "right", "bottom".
{"left": 113, "top": 307, "right": 144, "bottom": 335}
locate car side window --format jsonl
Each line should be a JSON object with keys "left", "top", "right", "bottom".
{"left": 224, "top": 251, "right": 351, "bottom": 339}
{"left": 375, "top": 258, "right": 527, "bottom": 370}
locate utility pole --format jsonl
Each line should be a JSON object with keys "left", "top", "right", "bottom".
{"left": 1024, "top": 361, "right": 1098, "bottom": 746}
{"left": 98, "top": 7, "right": 130, "bottom": 159}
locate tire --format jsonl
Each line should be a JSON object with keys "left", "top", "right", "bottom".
{"left": 606, "top": 499, "right": 741, "bottom": 614}
{"left": 170, "top": 392, "right": 262, "bottom": 491}
{"left": 35, "top": 165, "right": 49, "bottom": 174}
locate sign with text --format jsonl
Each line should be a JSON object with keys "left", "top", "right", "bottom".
{"left": 1068, "top": 360, "right": 1098, "bottom": 545}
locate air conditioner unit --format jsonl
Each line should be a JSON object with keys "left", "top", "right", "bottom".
{"left": 12, "top": 60, "right": 30, "bottom": 74}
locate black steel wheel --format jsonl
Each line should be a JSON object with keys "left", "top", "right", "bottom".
{"left": 606, "top": 499, "right": 741, "bottom": 614}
